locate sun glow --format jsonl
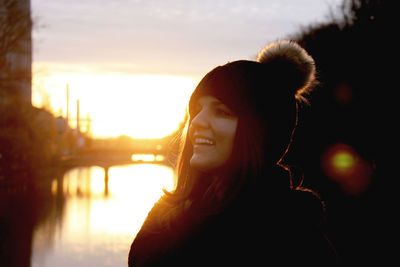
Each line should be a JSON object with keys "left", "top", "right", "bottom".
{"left": 33, "top": 63, "right": 197, "bottom": 138}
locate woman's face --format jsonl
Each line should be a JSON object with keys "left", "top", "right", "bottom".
{"left": 189, "top": 95, "right": 238, "bottom": 173}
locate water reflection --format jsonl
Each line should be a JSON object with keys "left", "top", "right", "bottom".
{"left": 31, "top": 164, "right": 174, "bottom": 267}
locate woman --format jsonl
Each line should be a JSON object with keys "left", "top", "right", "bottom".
{"left": 128, "top": 40, "right": 338, "bottom": 266}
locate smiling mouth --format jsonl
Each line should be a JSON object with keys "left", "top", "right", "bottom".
{"left": 194, "top": 137, "right": 215, "bottom": 146}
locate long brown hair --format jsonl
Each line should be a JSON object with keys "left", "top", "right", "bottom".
{"left": 141, "top": 100, "right": 294, "bottom": 233}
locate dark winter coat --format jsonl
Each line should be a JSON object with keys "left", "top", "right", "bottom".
{"left": 128, "top": 175, "right": 338, "bottom": 266}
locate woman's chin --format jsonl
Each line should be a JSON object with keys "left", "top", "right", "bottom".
{"left": 190, "top": 156, "right": 216, "bottom": 172}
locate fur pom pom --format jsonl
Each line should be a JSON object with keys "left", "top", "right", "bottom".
{"left": 257, "top": 40, "right": 316, "bottom": 97}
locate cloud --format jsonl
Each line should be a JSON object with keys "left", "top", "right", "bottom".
{"left": 32, "top": 0, "right": 342, "bottom": 76}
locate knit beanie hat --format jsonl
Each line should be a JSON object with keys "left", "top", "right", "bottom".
{"left": 189, "top": 40, "right": 316, "bottom": 164}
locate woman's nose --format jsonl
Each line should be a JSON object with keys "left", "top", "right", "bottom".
{"left": 190, "top": 109, "right": 210, "bottom": 129}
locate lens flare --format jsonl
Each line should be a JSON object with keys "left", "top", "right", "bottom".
{"left": 333, "top": 83, "right": 354, "bottom": 106}
{"left": 332, "top": 151, "right": 356, "bottom": 173}
{"left": 321, "top": 143, "right": 372, "bottom": 195}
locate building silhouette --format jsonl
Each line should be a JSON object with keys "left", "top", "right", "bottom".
{"left": 0, "top": 0, "right": 32, "bottom": 103}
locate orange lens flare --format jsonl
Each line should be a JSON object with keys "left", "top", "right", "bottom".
{"left": 321, "top": 143, "right": 372, "bottom": 195}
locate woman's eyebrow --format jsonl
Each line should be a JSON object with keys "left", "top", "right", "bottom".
{"left": 210, "top": 100, "right": 226, "bottom": 107}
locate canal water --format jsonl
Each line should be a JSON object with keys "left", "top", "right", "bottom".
{"left": 1, "top": 164, "right": 174, "bottom": 267}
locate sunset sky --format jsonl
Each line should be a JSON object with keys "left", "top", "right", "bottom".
{"left": 31, "top": 0, "right": 343, "bottom": 138}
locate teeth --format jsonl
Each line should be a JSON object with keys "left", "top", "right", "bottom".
{"left": 195, "top": 138, "right": 215, "bottom": 145}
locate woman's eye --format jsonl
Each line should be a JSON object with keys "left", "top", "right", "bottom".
{"left": 215, "top": 107, "right": 232, "bottom": 117}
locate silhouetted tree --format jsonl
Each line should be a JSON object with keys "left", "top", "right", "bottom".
{"left": 1, "top": 0, "right": 61, "bottom": 186}
{"left": 284, "top": 0, "right": 396, "bottom": 264}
